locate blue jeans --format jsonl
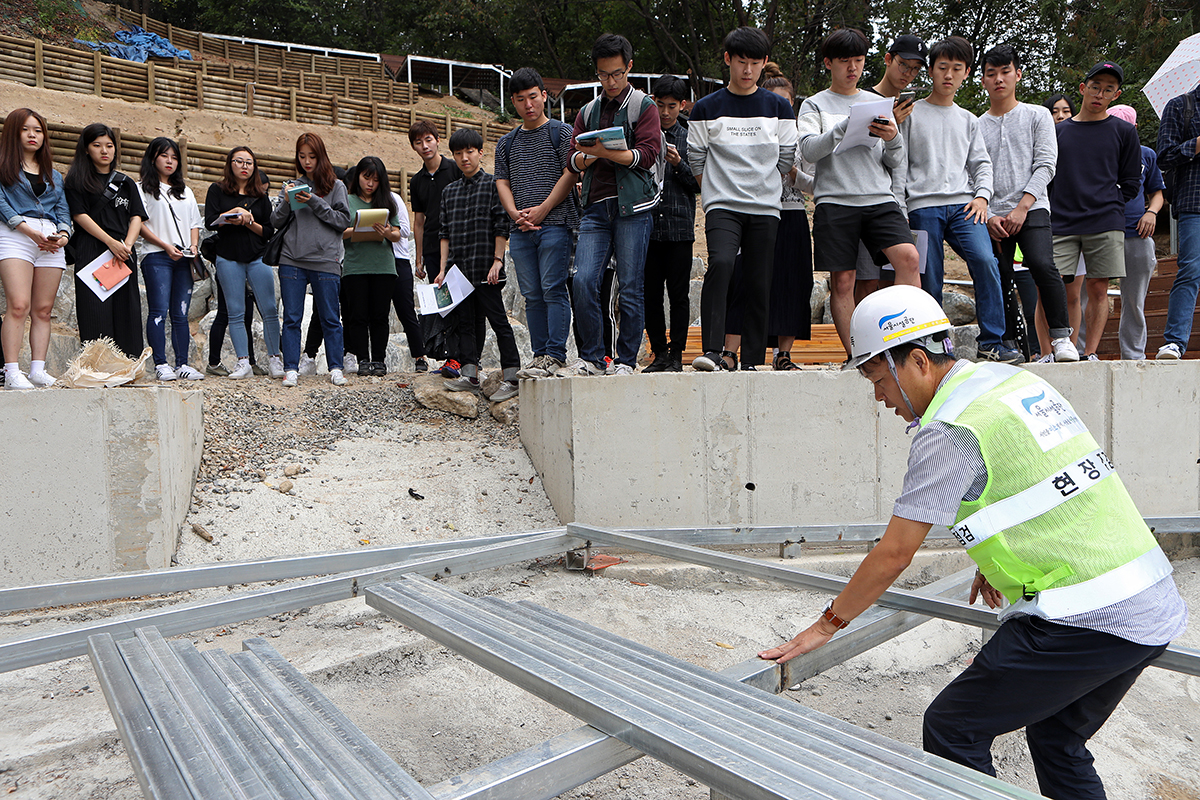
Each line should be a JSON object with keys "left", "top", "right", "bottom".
{"left": 572, "top": 199, "right": 652, "bottom": 367}
{"left": 214, "top": 256, "right": 280, "bottom": 359}
{"left": 509, "top": 225, "right": 572, "bottom": 362}
{"left": 909, "top": 205, "right": 1006, "bottom": 349}
{"left": 279, "top": 265, "right": 342, "bottom": 371}
{"left": 141, "top": 251, "right": 194, "bottom": 367}
{"left": 1164, "top": 211, "right": 1200, "bottom": 352}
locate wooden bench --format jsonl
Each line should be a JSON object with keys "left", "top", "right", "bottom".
{"left": 679, "top": 323, "right": 847, "bottom": 367}
{"left": 88, "top": 626, "right": 434, "bottom": 800}
{"left": 367, "top": 575, "right": 1042, "bottom": 800}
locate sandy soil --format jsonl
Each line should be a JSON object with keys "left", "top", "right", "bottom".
{"left": 0, "top": 378, "right": 1196, "bottom": 800}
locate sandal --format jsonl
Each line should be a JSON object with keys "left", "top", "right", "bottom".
{"left": 720, "top": 350, "right": 738, "bottom": 371}
{"left": 773, "top": 351, "right": 799, "bottom": 371}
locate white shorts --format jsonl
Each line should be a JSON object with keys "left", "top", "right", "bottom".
{"left": 0, "top": 218, "right": 67, "bottom": 269}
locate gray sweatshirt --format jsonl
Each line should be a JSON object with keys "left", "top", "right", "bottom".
{"left": 977, "top": 102, "right": 1058, "bottom": 217}
{"left": 797, "top": 88, "right": 906, "bottom": 208}
{"left": 900, "top": 99, "right": 993, "bottom": 214}
{"left": 270, "top": 179, "right": 351, "bottom": 275}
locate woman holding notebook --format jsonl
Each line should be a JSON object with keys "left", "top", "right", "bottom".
{"left": 270, "top": 132, "right": 351, "bottom": 388}
{"left": 340, "top": 156, "right": 401, "bottom": 377}
{"left": 0, "top": 108, "right": 72, "bottom": 389}
{"left": 65, "top": 122, "right": 146, "bottom": 359}
{"left": 204, "top": 146, "right": 281, "bottom": 380}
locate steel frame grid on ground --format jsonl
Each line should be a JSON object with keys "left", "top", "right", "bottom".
{"left": 8, "top": 521, "right": 1200, "bottom": 800}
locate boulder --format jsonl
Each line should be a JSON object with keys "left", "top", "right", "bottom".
{"left": 490, "top": 397, "right": 519, "bottom": 425}
{"left": 810, "top": 276, "right": 830, "bottom": 324}
{"left": 942, "top": 290, "right": 977, "bottom": 326}
{"left": 480, "top": 369, "right": 503, "bottom": 399}
{"left": 690, "top": 256, "right": 705, "bottom": 280}
{"left": 412, "top": 374, "right": 479, "bottom": 418}
{"left": 950, "top": 324, "right": 979, "bottom": 362}
{"left": 479, "top": 318, "right": 532, "bottom": 369}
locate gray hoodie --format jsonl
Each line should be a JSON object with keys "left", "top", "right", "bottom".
{"left": 270, "top": 178, "right": 351, "bottom": 275}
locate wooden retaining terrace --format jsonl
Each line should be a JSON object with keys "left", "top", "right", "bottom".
{"left": 0, "top": 34, "right": 514, "bottom": 145}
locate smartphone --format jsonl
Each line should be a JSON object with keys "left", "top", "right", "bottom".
{"left": 869, "top": 116, "right": 891, "bottom": 138}
{"left": 899, "top": 91, "right": 916, "bottom": 105}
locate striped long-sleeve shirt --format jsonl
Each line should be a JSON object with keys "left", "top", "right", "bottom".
{"left": 687, "top": 87, "right": 797, "bottom": 218}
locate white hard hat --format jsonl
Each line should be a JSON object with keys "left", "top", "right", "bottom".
{"left": 843, "top": 285, "right": 952, "bottom": 370}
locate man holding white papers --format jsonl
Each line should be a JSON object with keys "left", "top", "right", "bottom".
{"left": 798, "top": 28, "right": 920, "bottom": 354}
{"left": 435, "top": 128, "right": 520, "bottom": 400}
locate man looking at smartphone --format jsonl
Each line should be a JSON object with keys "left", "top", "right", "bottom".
{"left": 870, "top": 34, "right": 928, "bottom": 126}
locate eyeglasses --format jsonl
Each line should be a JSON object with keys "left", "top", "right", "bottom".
{"left": 1084, "top": 83, "right": 1119, "bottom": 98}
{"left": 896, "top": 61, "right": 922, "bottom": 77}
{"left": 596, "top": 67, "right": 628, "bottom": 82}
{"left": 231, "top": 159, "right": 254, "bottom": 167}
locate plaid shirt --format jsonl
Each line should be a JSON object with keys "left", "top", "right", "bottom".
{"left": 439, "top": 169, "right": 509, "bottom": 285}
{"left": 1157, "top": 84, "right": 1200, "bottom": 217}
{"left": 650, "top": 120, "right": 699, "bottom": 242}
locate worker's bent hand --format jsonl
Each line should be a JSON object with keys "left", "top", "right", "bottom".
{"left": 757, "top": 622, "right": 838, "bottom": 664}
{"left": 969, "top": 571, "right": 1004, "bottom": 609}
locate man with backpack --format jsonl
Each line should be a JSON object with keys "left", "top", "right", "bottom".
{"left": 1155, "top": 82, "right": 1200, "bottom": 359}
{"left": 496, "top": 67, "right": 580, "bottom": 380}
{"left": 565, "top": 33, "right": 663, "bottom": 376}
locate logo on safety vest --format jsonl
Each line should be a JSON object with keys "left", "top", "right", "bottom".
{"left": 1001, "top": 382, "right": 1086, "bottom": 452}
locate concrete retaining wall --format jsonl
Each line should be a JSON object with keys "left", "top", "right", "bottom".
{"left": 521, "top": 361, "right": 1200, "bottom": 528}
{"left": 0, "top": 387, "right": 203, "bottom": 588}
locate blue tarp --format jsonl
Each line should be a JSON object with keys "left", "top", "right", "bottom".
{"left": 75, "top": 25, "right": 192, "bottom": 63}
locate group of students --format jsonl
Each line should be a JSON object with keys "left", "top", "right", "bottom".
{"left": 0, "top": 25, "right": 1184, "bottom": 391}
{"left": 0, "top": 111, "right": 434, "bottom": 390}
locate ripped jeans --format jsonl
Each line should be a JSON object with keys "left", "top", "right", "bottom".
{"left": 141, "top": 250, "right": 195, "bottom": 367}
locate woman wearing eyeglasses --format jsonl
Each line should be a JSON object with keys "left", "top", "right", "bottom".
{"left": 204, "top": 146, "right": 282, "bottom": 379}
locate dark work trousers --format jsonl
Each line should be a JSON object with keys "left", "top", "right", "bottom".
{"left": 447, "top": 282, "right": 520, "bottom": 369}
{"left": 341, "top": 273, "right": 395, "bottom": 363}
{"left": 645, "top": 239, "right": 693, "bottom": 357}
{"left": 391, "top": 258, "right": 427, "bottom": 358}
{"left": 303, "top": 281, "right": 343, "bottom": 359}
{"left": 209, "top": 282, "right": 258, "bottom": 366}
{"left": 569, "top": 267, "right": 615, "bottom": 359}
{"left": 995, "top": 209, "right": 1071, "bottom": 339}
{"left": 923, "top": 615, "right": 1166, "bottom": 800}
{"left": 1013, "top": 268, "right": 1039, "bottom": 349}
{"left": 701, "top": 210, "right": 778, "bottom": 364}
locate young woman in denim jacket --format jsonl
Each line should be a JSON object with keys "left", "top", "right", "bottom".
{"left": 0, "top": 108, "right": 72, "bottom": 389}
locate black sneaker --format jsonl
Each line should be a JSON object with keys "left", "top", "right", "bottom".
{"left": 740, "top": 363, "right": 757, "bottom": 371}
{"left": 692, "top": 351, "right": 726, "bottom": 371}
{"left": 414, "top": 357, "right": 428, "bottom": 373}
{"left": 667, "top": 354, "right": 683, "bottom": 372}
{"left": 643, "top": 353, "right": 672, "bottom": 373}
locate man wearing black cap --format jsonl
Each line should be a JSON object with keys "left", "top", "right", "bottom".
{"left": 871, "top": 34, "right": 929, "bottom": 127}
{"left": 1048, "top": 61, "right": 1141, "bottom": 361}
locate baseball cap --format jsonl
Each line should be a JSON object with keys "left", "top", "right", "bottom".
{"left": 888, "top": 34, "right": 928, "bottom": 65}
{"left": 1085, "top": 61, "right": 1124, "bottom": 85}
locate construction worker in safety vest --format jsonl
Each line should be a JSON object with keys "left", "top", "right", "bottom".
{"left": 759, "top": 284, "right": 1187, "bottom": 800}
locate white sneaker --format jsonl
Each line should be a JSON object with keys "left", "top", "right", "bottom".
{"left": 329, "top": 368, "right": 347, "bottom": 386}
{"left": 228, "top": 358, "right": 253, "bottom": 379}
{"left": 1035, "top": 353, "right": 1055, "bottom": 364}
{"left": 4, "top": 370, "right": 34, "bottom": 390}
{"left": 610, "top": 363, "right": 634, "bottom": 376}
{"left": 28, "top": 369, "right": 56, "bottom": 387}
{"left": 268, "top": 355, "right": 285, "bottom": 379}
{"left": 554, "top": 358, "right": 602, "bottom": 377}
{"left": 298, "top": 353, "right": 318, "bottom": 376}
{"left": 1157, "top": 343, "right": 1183, "bottom": 360}
{"left": 155, "top": 364, "right": 178, "bottom": 381}
{"left": 1051, "top": 337, "right": 1079, "bottom": 363}
{"left": 175, "top": 364, "right": 205, "bottom": 380}
{"left": 282, "top": 370, "right": 298, "bottom": 387}
{"left": 343, "top": 353, "right": 359, "bottom": 375}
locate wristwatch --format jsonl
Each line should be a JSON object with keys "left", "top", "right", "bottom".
{"left": 821, "top": 600, "right": 849, "bottom": 630}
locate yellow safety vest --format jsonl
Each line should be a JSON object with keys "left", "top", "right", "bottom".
{"left": 923, "top": 362, "right": 1171, "bottom": 618}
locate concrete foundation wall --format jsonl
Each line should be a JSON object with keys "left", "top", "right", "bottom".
{"left": 0, "top": 388, "right": 203, "bottom": 588}
{"left": 521, "top": 361, "right": 1200, "bottom": 528}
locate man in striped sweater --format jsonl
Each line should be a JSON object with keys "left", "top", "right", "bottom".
{"left": 688, "top": 27, "right": 798, "bottom": 371}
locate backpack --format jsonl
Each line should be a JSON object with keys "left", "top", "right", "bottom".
{"left": 580, "top": 87, "right": 667, "bottom": 200}
{"left": 1163, "top": 91, "right": 1196, "bottom": 204}
{"left": 497, "top": 118, "right": 579, "bottom": 219}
